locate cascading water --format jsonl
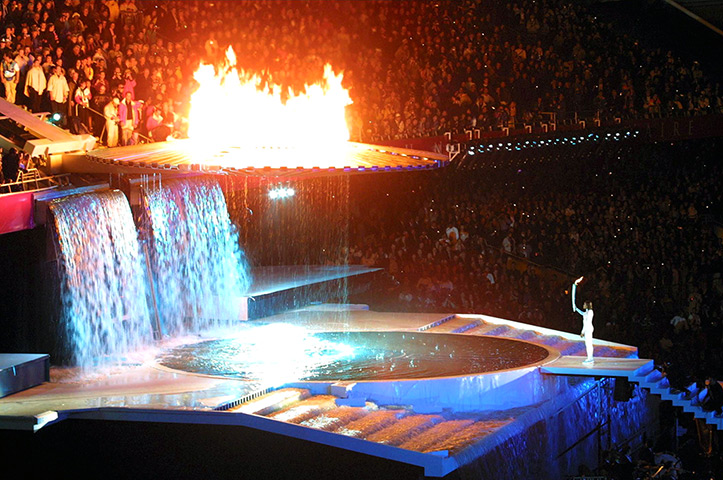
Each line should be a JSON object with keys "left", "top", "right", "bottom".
{"left": 50, "top": 190, "right": 153, "bottom": 369}
{"left": 224, "top": 175, "right": 351, "bottom": 325}
{"left": 140, "top": 177, "right": 251, "bottom": 335}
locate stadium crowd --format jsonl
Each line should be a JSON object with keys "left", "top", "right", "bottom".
{"left": 348, "top": 138, "right": 723, "bottom": 384}
{"left": 347, "top": 136, "right": 723, "bottom": 476}
{"left": 0, "top": 0, "right": 721, "bottom": 159}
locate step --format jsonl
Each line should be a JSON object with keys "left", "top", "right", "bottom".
{"left": 464, "top": 323, "right": 502, "bottom": 336}
{"left": 425, "top": 317, "right": 481, "bottom": 334}
{"left": 634, "top": 361, "right": 656, "bottom": 377}
{"left": 645, "top": 369, "right": 663, "bottom": 383}
{"left": 637, "top": 376, "right": 671, "bottom": 395}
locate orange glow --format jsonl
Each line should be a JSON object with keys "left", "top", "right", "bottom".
{"left": 187, "top": 47, "right": 353, "bottom": 168}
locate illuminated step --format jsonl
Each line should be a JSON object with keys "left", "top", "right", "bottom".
{"left": 228, "top": 388, "right": 310, "bottom": 416}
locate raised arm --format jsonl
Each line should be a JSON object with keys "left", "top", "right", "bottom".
{"left": 572, "top": 281, "right": 584, "bottom": 315}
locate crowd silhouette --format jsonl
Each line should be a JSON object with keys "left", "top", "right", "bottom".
{"left": 0, "top": 0, "right": 721, "bottom": 154}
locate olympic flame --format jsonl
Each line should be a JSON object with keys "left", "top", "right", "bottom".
{"left": 187, "top": 47, "right": 353, "bottom": 168}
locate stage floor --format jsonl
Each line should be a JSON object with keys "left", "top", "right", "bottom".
{"left": 0, "top": 308, "right": 637, "bottom": 422}
{"left": 0, "top": 307, "right": 646, "bottom": 477}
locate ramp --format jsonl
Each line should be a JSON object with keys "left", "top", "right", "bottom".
{"left": 0, "top": 98, "right": 95, "bottom": 157}
{"left": 0, "top": 99, "right": 75, "bottom": 143}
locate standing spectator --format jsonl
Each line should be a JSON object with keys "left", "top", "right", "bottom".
{"left": 24, "top": 61, "right": 46, "bottom": 112}
{"left": 90, "top": 84, "right": 112, "bottom": 137}
{"left": 2, "top": 148, "right": 20, "bottom": 185}
{"left": 47, "top": 66, "right": 69, "bottom": 116}
{"left": 73, "top": 79, "right": 92, "bottom": 133}
{"left": 66, "top": 69, "right": 80, "bottom": 121}
{"left": 103, "top": 97, "right": 120, "bottom": 147}
{"left": 2, "top": 52, "right": 20, "bottom": 103}
{"left": 122, "top": 68, "right": 135, "bottom": 99}
{"left": 118, "top": 91, "right": 138, "bottom": 145}
{"left": 92, "top": 70, "right": 110, "bottom": 96}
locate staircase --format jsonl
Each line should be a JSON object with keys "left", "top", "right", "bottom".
{"left": 631, "top": 363, "right": 723, "bottom": 430}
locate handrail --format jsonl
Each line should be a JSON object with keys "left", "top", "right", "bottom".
{"left": 1, "top": 173, "right": 71, "bottom": 194}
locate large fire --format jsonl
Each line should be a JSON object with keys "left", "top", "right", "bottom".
{"left": 187, "top": 47, "right": 353, "bottom": 168}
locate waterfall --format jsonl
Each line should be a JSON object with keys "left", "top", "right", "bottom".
{"left": 141, "top": 177, "right": 251, "bottom": 335}
{"left": 50, "top": 190, "right": 153, "bottom": 369}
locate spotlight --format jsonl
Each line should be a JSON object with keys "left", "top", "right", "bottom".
{"left": 48, "top": 112, "right": 62, "bottom": 125}
{"left": 269, "top": 187, "right": 295, "bottom": 200}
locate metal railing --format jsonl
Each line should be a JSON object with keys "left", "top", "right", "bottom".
{"left": 1, "top": 171, "right": 71, "bottom": 194}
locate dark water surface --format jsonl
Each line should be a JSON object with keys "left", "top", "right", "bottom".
{"left": 157, "top": 331, "right": 551, "bottom": 382}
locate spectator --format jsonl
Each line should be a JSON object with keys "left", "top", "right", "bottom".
{"left": 117, "top": 90, "right": 138, "bottom": 145}
{"left": 103, "top": 96, "right": 120, "bottom": 147}
{"left": 24, "top": 60, "right": 46, "bottom": 112}
{"left": 1, "top": 51, "right": 19, "bottom": 103}
{"left": 702, "top": 377, "right": 723, "bottom": 415}
{"left": 47, "top": 65, "right": 69, "bottom": 116}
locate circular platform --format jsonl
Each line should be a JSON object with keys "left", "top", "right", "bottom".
{"left": 156, "top": 331, "right": 555, "bottom": 382}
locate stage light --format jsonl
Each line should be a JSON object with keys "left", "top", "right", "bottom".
{"left": 269, "top": 187, "right": 295, "bottom": 200}
{"left": 48, "top": 112, "right": 62, "bottom": 124}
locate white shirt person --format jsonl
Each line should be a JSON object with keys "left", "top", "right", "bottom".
{"left": 572, "top": 276, "right": 594, "bottom": 364}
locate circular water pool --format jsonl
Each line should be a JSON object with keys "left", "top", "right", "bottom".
{"left": 156, "top": 330, "right": 554, "bottom": 382}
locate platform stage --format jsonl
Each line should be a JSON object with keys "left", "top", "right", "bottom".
{"left": 0, "top": 300, "right": 658, "bottom": 479}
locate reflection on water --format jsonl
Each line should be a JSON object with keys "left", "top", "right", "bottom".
{"left": 157, "top": 330, "right": 550, "bottom": 383}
